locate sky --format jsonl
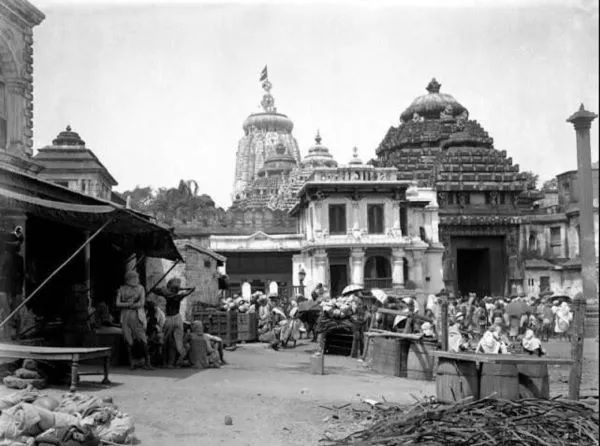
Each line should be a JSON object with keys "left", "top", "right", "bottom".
{"left": 30, "top": 0, "right": 599, "bottom": 208}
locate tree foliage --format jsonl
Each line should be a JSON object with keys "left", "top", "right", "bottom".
{"left": 541, "top": 177, "right": 558, "bottom": 192}
{"left": 121, "top": 180, "right": 220, "bottom": 224}
{"left": 521, "top": 171, "right": 540, "bottom": 190}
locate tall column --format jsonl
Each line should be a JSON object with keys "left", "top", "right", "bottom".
{"left": 566, "top": 104, "right": 597, "bottom": 400}
{"left": 567, "top": 104, "right": 598, "bottom": 304}
{"left": 391, "top": 247, "right": 405, "bottom": 288}
{"left": 408, "top": 249, "right": 425, "bottom": 289}
{"left": 314, "top": 249, "right": 328, "bottom": 289}
{"left": 5, "top": 80, "right": 27, "bottom": 156}
{"left": 352, "top": 201, "right": 360, "bottom": 230}
{"left": 350, "top": 248, "right": 365, "bottom": 287}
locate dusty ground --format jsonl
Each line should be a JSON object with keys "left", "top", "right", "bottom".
{"left": 0, "top": 338, "right": 596, "bottom": 446}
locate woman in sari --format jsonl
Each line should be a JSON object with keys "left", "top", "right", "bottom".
{"left": 116, "top": 271, "right": 152, "bottom": 369}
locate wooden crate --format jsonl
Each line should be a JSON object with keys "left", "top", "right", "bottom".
{"left": 193, "top": 310, "right": 237, "bottom": 347}
{"left": 236, "top": 313, "right": 258, "bottom": 342}
{"left": 371, "top": 337, "right": 410, "bottom": 377}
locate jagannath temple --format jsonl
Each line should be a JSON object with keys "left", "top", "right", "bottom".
{"left": 190, "top": 73, "right": 597, "bottom": 302}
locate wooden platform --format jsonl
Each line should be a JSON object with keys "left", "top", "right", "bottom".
{"left": 0, "top": 343, "right": 111, "bottom": 392}
{"left": 431, "top": 351, "right": 574, "bottom": 402}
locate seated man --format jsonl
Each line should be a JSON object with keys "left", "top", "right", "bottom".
{"left": 190, "top": 321, "right": 226, "bottom": 366}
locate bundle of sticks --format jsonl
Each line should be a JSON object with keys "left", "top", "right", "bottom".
{"left": 324, "top": 396, "right": 599, "bottom": 446}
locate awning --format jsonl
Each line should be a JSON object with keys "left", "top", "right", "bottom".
{"left": 0, "top": 186, "right": 182, "bottom": 261}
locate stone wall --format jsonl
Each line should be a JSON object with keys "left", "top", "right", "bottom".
{"left": 146, "top": 241, "right": 223, "bottom": 320}
{"left": 0, "top": 1, "right": 44, "bottom": 156}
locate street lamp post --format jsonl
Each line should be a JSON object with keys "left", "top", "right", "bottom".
{"left": 298, "top": 267, "right": 306, "bottom": 297}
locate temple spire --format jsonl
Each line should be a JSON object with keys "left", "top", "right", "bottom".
{"left": 260, "top": 67, "right": 276, "bottom": 112}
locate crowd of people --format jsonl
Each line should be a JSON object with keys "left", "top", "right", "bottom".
{"left": 106, "top": 271, "right": 577, "bottom": 368}
{"left": 97, "top": 272, "right": 227, "bottom": 370}
{"left": 420, "top": 291, "right": 574, "bottom": 355}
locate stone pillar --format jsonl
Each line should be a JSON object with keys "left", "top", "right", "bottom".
{"left": 391, "top": 247, "right": 405, "bottom": 288}
{"left": 350, "top": 248, "right": 365, "bottom": 287}
{"left": 407, "top": 249, "right": 426, "bottom": 288}
{"left": 566, "top": 104, "right": 597, "bottom": 400}
{"left": 314, "top": 249, "right": 328, "bottom": 290}
{"left": 351, "top": 201, "right": 360, "bottom": 230}
{"left": 567, "top": 104, "right": 598, "bottom": 304}
{"left": 5, "top": 80, "right": 27, "bottom": 157}
{"left": 392, "top": 201, "right": 401, "bottom": 235}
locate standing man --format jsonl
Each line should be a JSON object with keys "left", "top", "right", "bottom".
{"left": 349, "top": 291, "right": 366, "bottom": 358}
{"left": 153, "top": 278, "right": 196, "bottom": 368}
{"left": 116, "top": 271, "right": 152, "bottom": 370}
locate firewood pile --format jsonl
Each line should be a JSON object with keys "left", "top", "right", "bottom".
{"left": 323, "top": 396, "right": 599, "bottom": 446}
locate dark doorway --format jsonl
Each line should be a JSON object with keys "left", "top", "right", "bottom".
{"left": 457, "top": 248, "right": 491, "bottom": 298}
{"left": 330, "top": 264, "right": 348, "bottom": 297}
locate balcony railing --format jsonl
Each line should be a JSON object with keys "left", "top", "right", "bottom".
{"left": 310, "top": 166, "right": 398, "bottom": 183}
{"left": 364, "top": 277, "right": 393, "bottom": 290}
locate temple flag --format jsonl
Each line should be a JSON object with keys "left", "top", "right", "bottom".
{"left": 260, "top": 65, "right": 268, "bottom": 82}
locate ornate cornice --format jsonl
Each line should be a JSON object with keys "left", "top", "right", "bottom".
{"left": 439, "top": 215, "right": 521, "bottom": 226}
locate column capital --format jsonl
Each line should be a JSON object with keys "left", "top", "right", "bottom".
{"left": 314, "top": 249, "right": 327, "bottom": 263}
{"left": 350, "top": 247, "right": 365, "bottom": 258}
{"left": 567, "top": 104, "right": 597, "bottom": 131}
{"left": 391, "top": 247, "right": 405, "bottom": 259}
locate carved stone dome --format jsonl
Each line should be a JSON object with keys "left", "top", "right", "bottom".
{"left": 400, "top": 78, "right": 468, "bottom": 123}
{"left": 243, "top": 112, "right": 294, "bottom": 134}
{"left": 302, "top": 131, "right": 337, "bottom": 168}
{"left": 348, "top": 146, "right": 363, "bottom": 165}
{"left": 52, "top": 125, "right": 85, "bottom": 147}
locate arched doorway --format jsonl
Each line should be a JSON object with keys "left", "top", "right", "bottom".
{"left": 364, "top": 256, "right": 392, "bottom": 289}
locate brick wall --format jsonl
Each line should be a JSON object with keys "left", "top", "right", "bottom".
{"left": 181, "top": 245, "right": 220, "bottom": 307}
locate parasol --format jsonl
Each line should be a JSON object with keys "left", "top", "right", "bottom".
{"left": 370, "top": 288, "right": 388, "bottom": 304}
{"left": 341, "top": 284, "right": 364, "bottom": 296}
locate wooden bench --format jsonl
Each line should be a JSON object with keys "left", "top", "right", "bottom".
{"left": 431, "top": 351, "right": 573, "bottom": 403}
{"left": 0, "top": 343, "right": 112, "bottom": 392}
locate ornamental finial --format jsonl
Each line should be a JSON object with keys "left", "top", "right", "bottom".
{"left": 66, "top": 125, "right": 71, "bottom": 132}
{"left": 426, "top": 78, "right": 441, "bottom": 94}
{"left": 315, "top": 130, "right": 322, "bottom": 144}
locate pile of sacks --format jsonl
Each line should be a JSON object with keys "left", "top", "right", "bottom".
{"left": 219, "top": 294, "right": 261, "bottom": 313}
{"left": 0, "top": 385, "right": 135, "bottom": 446}
{"left": 3, "top": 360, "right": 46, "bottom": 390}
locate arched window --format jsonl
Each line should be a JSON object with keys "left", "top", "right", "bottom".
{"left": 528, "top": 231, "right": 538, "bottom": 252}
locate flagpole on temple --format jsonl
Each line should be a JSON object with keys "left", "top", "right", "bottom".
{"left": 566, "top": 104, "right": 597, "bottom": 400}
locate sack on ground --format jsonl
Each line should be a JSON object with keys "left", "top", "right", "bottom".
{"left": 55, "top": 394, "right": 102, "bottom": 416}
{"left": 15, "top": 368, "right": 42, "bottom": 380}
{"left": 22, "top": 359, "right": 38, "bottom": 371}
{"left": 4, "top": 376, "right": 47, "bottom": 390}
{"left": 0, "top": 386, "right": 41, "bottom": 410}
{"left": 2, "top": 402, "right": 45, "bottom": 437}
{"left": 35, "top": 425, "right": 100, "bottom": 446}
{"left": 92, "top": 411, "right": 134, "bottom": 443}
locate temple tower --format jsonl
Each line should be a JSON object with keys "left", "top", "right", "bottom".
{"left": 232, "top": 71, "right": 301, "bottom": 200}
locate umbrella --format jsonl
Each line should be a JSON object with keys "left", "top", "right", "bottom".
{"left": 342, "top": 284, "right": 363, "bottom": 296}
{"left": 371, "top": 289, "right": 388, "bottom": 305}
